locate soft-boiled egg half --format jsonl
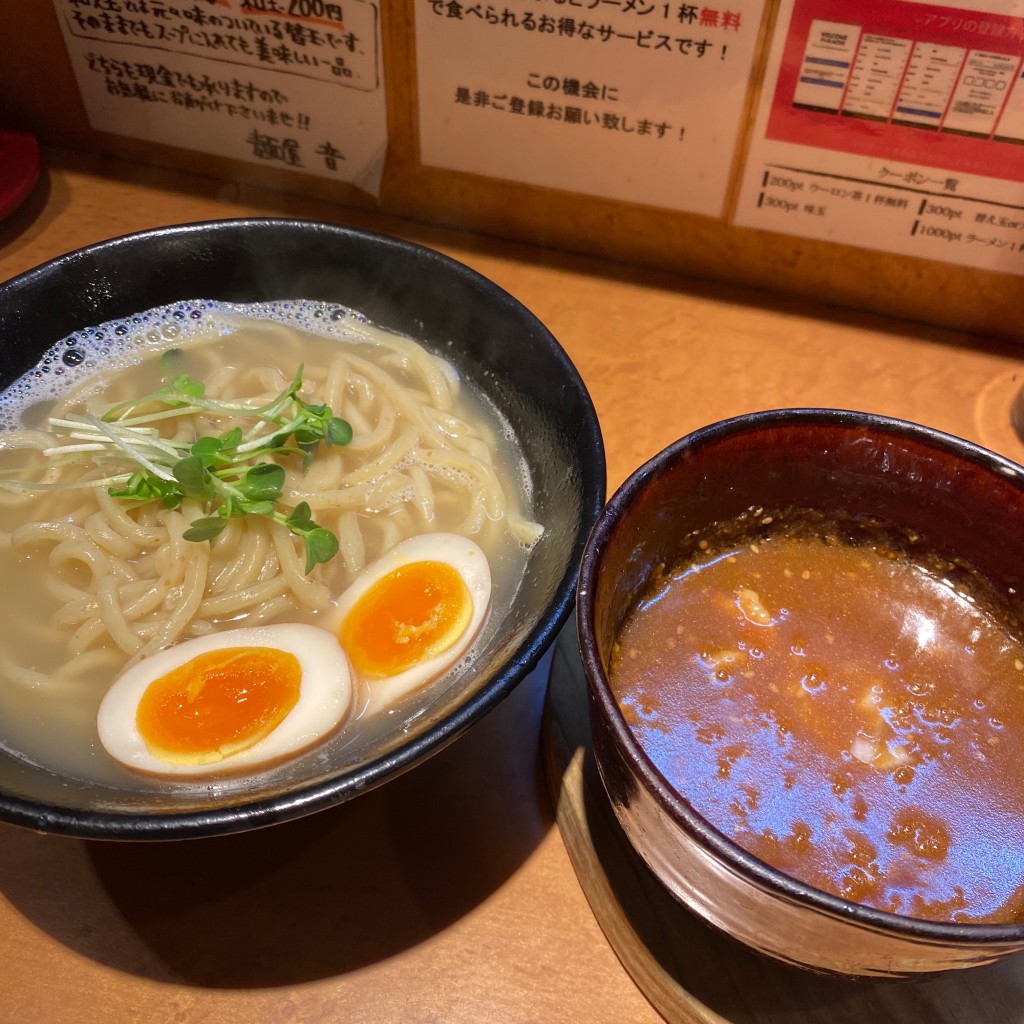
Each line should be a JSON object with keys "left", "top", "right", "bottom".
{"left": 326, "top": 532, "right": 492, "bottom": 713}
{"left": 97, "top": 624, "right": 353, "bottom": 778}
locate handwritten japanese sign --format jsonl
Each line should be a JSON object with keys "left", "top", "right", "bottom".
{"left": 53, "top": 0, "right": 388, "bottom": 195}
{"left": 734, "top": 0, "right": 1024, "bottom": 274}
{"left": 415, "top": 0, "right": 768, "bottom": 217}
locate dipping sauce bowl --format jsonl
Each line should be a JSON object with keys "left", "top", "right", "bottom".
{"left": 577, "top": 408, "right": 1024, "bottom": 977}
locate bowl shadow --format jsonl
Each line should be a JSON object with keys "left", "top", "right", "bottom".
{"left": 0, "top": 655, "right": 553, "bottom": 988}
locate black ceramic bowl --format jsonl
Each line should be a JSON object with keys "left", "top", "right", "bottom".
{"left": 578, "top": 409, "right": 1024, "bottom": 977}
{"left": 0, "top": 218, "right": 605, "bottom": 839}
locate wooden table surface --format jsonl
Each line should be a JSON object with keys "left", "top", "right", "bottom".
{"left": 2, "top": 149, "right": 1024, "bottom": 1024}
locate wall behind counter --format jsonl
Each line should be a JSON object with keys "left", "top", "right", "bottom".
{"left": 0, "top": 0, "right": 1021, "bottom": 344}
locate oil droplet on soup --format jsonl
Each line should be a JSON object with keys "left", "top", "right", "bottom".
{"left": 610, "top": 525, "right": 1024, "bottom": 923}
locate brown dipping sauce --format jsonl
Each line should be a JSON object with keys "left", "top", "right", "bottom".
{"left": 609, "top": 512, "right": 1024, "bottom": 923}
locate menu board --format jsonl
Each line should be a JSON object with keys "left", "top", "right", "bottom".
{"left": 414, "top": 0, "right": 769, "bottom": 217}
{"left": 52, "top": 0, "right": 1024, "bottom": 276}
{"left": 52, "top": 0, "right": 389, "bottom": 195}
{"left": 733, "top": 0, "right": 1024, "bottom": 274}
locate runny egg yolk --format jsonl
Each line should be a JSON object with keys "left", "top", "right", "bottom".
{"left": 338, "top": 560, "right": 472, "bottom": 679}
{"left": 135, "top": 647, "right": 301, "bottom": 765}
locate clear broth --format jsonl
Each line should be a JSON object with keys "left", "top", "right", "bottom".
{"left": 0, "top": 300, "right": 538, "bottom": 792}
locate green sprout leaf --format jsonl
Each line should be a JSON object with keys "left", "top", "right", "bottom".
{"left": 327, "top": 417, "right": 353, "bottom": 446}
{"left": 172, "top": 454, "right": 215, "bottom": 502}
{"left": 281, "top": 502, "right": 338, "bottom": 572}
{"left": 183, "top": 516, "right": 228, "bottom": 542}
{"left": 241, "top": 463, "right": 285, "bottom": 502}
{"left": 302, "top": 527, "right": 339, "bottom": 573}
{"left": 163, "top": 373, "right": 206, "bottom": 400}
{"left": 108, "top": 472, "right": 184, "bottom": 508}
{"left": 190, "top": 435, "right": 227, "bottom": 466}
{"left": 238, "top": 499, "right": 276, "bottom": 517}
{"left": 40, "top": 365, "right": 353, "bottom": 574}
{"left": 285, "top": 501, "right": 314, "bottom": 531}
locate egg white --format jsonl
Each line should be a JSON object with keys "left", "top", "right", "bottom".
{"left": 97, "top": 623, "right": 353, "bottom": 778}
{"left": 327, "top": 532, "right": 492, "bottom": 713}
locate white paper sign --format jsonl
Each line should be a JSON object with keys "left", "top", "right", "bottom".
{"left": 734, "top": 0, "right": 1024, "bottom": 274}
{"left": 415, "top": 0, "right": 768, "bottom": 217}
{"left": 53, "top": 0, "right": 388, "bottom": 195}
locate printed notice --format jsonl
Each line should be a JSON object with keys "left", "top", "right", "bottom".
{"left": 734, "top": 0, "right": 1024, "bottom": 275}
{"left": 53, "top": 0, "right": 388, "bottom": 195}
{"left": 792, "top": 21, "right": 859, "bottom": 112}
{"left": 893, "top": 42, "right": 965, "bottom": 128}
{"left": 415, "top": 0, "right": 768, "bottom": 217}
{"left": 843, "top": 34, "right": 914, "bottom": 122}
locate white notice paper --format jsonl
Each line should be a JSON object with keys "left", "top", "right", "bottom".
{"left": 734, "top": 0, "right": 1024, "bottom": 275}
{"left": 53, "top": 0, "right": 388, "bottom": 195}
{"left": 415, "top": 0, "right": 768, "bottom": 218}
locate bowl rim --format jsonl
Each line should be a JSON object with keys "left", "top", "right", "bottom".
{"left": 577, "top": 406, "right": 1024, "bottom": 944}
{"left": 0, "top": 216, "right": 608, "bottom": 839}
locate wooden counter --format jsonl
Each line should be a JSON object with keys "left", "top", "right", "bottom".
{"left": 2, "top": 148, "right": 1024, "bottom": 1024}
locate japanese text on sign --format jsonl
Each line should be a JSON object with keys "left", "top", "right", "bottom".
{"left": 416, "top": 0, "right": 767, "bottom": 216}
{"left": 735, "top": 0, "right": 1024, "bottom": 275}
{"left": 53, "top": 0, "right": 388, "bottom": 193}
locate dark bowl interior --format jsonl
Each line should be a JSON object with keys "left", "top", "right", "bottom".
{"left": 0, "top": 218, "right": 606, "bottom": 839}
{"left": 588, "top": 411, "right": 1024, "bottom": 657}
{"left": 580, "top": 409, "right": 1024, "bottom": 950}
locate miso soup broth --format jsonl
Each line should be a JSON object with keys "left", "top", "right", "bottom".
{"left": 610, "top": 513, "right": 1024, "bottom": 924}
{"left": 0, "top": 299, "right": 541, "bottom": 790}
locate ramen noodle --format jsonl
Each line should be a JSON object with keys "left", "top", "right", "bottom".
{"left": 0, "top": 299, "right": 541, "bottom": 786}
